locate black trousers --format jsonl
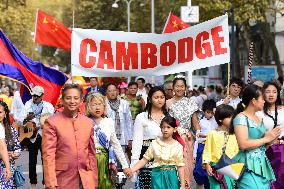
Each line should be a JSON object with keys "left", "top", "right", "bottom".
{"left": 27, "top": 135, "right": 43, "bottom": 184}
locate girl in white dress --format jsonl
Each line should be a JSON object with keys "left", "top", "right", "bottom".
{"left": 131, "top": 86, "right": 168, "bottom": 189}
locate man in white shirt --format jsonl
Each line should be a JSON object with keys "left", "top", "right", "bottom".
{"left": 216, "top": 78, "right": 244, "bottom": 109}
{"left": 136, "top": 77, "right": 148, "bottom": 104}
{"left": 22, "top": 86, "right": 54, "bottom": 189}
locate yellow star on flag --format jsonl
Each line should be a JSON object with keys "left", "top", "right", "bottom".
{"left": 172, "top": 20, "right": 178, "bottom": 28}
{"left": 43, "top": 17, "right": 48, "bottom": 24}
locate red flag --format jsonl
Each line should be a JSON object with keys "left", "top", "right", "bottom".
{"left": 163, "top": 12, "right": 190, "bottom": 34}
{"left": 35, "top": 10, "right": 71, "bottom": 51}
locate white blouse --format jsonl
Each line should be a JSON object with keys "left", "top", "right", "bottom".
{"left": 94, "top": 117, "right": 129, "bottom": 169}
{"left": 257, "top": 109, "right": 284, "bottom": 138}
{"left": 0, "top": 123, "right": 5, "bottom": 139}
{"left": 130, "top": 112, "right": 162, "bottom": 166}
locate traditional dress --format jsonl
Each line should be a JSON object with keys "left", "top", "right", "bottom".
{"left": 257, "top": 109, "right": 284, "bottom": 189}
{"left": 42, "top": 112, "right": 98, "bottom": 189}
{"left": 193, "top": 117, "right": 218, "bottom": 188}
{"left": 93, "top": 117, "right": 129, "bottom": 189}
{"left": 131, "top": 112, "right": 163, "bottom": 189}
{"left": 202, "top": 130, "right": 239, "bottom": 189}
{"left": 143, "top": 137, "right": 184, "bottom": 189}
{"left": 0, "top": 124, "right": 21, "bottom": 189}
{"left": 168, "top": 97, "right": 198, "bottom": 187}
{"left": 233, "top": 115, "right": 275, "bottom": 189}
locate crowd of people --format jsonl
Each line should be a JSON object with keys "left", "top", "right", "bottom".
{"left": 0, "top": 75, "right": 283, "bottom": 189}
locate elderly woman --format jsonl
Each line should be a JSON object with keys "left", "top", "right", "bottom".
{"left": 85, "top": 92, "right": 131, "bottom": 189}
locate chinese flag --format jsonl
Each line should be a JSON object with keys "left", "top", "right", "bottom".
{"left": 35, "top": 10, "right": 71, "bottom": 51}
{"left": 162, "top": 12, "right": 190, "bottom": 34}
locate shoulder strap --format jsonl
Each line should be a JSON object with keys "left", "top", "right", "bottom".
{"left": 221, "top": 132, "right": 229, "bottom": 154}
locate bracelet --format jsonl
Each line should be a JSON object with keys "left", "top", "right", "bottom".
{"left": 196, "top": 130, "right": 201, "bottom": 137}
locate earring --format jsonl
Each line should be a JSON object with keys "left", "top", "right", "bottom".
{"left": 173, "top": 91, "right": 176, "bottom": 96}
{"left": 184, "top": 91, "right": 187, "bottom": 96}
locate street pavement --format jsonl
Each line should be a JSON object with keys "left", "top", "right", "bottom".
{"left": 17, "top": 150, "right": 134, "bottom": 189}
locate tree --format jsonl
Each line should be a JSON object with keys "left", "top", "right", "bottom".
{"left": 193, "top": 0, "right": 284, "bottom": 77}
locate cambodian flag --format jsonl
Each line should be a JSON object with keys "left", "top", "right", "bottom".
{"left": 0, "top": 29, "right": 68, "bottom": 105}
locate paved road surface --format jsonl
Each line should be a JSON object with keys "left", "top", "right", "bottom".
{"left": 17, "top": 150, "right": 134, "bottom": 189}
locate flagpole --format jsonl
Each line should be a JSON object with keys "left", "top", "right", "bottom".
{"left": 162, "top": 11, "right": 171, "bottom": 33}
{"left": 71, "top": 0, "right": 75, "bottom": 84}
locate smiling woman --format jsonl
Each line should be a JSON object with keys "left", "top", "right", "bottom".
{"left": 166, "top": 76, "right": 201, "bottom": 188}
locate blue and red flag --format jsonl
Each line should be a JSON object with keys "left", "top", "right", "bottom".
{"left": 0, "top": 29, "right": 68, "bottom": 105}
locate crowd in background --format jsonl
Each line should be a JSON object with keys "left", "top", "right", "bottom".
{"left": 0, "top": 75, "right": 284, "bottom": 189}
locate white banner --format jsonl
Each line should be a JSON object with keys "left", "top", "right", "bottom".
{"left": 71, "top": 15, "right": 230, "bottom": 77}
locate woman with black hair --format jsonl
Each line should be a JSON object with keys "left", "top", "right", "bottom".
{"left": 0, "top": 101, "right": 21, "bottom": 188}
{"left": 232, "top": 85, "right": 281, "bottom": 189}
{"left": 166, "top": 75, "right": 201, "bottom": 188}
{"left": 256, "top": 81, "right": 284, "bottom": 189}
{"left": 130, "top": 86, "right": 168, "bottom": 188}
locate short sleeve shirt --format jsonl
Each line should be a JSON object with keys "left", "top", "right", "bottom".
{"left": 0, "top": 123, "right": 5, "bottom": 139}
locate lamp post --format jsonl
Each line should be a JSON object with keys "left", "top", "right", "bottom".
{"left": 151, "top": 0, "right": 154, "bottom": 33}
{"left": 112, "top": 0, "right": 134, "bottom": 32}
{"left": 112, "top": 0, "right": 155, "bottom": 33}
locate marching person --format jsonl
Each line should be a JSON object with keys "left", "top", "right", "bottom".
{"left": 216, "top": 77, "right": 244, "bottom": 109}
{"left": 163, "top": 81, "right": 174, "bottom": 100}
{"left": 202, "top": 104, "right": 238, "bottom": 188}
{"left": 22, "top": 85, "right": 54, "bottom": 189}
{"left": 166, "top": 75, "right": 201, "bottom": 188}
{"left": 256, "top": 81, "right": 284, "bottom": 189}
{"left": 86, "top": 77, "right": 104, "bottom": 97}
{"left": 42, "top": 84, "right": 98, "bottom": 189}
{"left": 136, "top": 77, "right": 148, "bottom": 104}
{"left": 193, "top": 99, "right": 218, "bottom": 189}
{"left": 0, "top": 101, "right": 20, "bottom": 188}
{"left": 131, "top": 86, "right": 167, "bottom": 188}
{"left": 85, "top": 92, "right": 132, "bottom": 188}
{"left": 130, "top": 116, "right": 185, "bottom": 189}
{"left": 105, "top": 83, "right": 133, "bottom": 154}
{"left": 232, "top": 85, "right": 280, "bottom": 188}
{"left": 123, "top": 81, "right": 145, "bottom": 121}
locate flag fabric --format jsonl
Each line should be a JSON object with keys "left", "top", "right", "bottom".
{"left": 0, "top": 29, "right": 68, "bottom": 105}
{"left": 162, "top": 12, "right": 190, "bottom": 34}
{"left": 247, "top": 42, "right": 254, "bottom": 84}
{"left": 35, "top": 9, "right": 71, "bottom": 51}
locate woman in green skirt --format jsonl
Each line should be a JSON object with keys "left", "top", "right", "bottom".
{"left": 130, "top": 116, "right": 185, "bottom": 189}
{"left": 232, "top": 85, "right": 281, "bottom": 189}
{"left": 86, "top": 92, "right": 132, "bottom": 188}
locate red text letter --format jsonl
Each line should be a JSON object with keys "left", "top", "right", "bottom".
{"left": 211, "top": 26, "right": 227, "bottom": 55}
{"left": 140, "top": 43, "right": 157, "bottom": 69}
{"left": 195, "top": 31, "right": 213, "bottom": 59}
{"left": 97, "top": 40, "right": 114, "bottom": 69}
{"left": 79, "top": 39, "right": 97, "bottom": 68}
{"left": 116, "top": 42, "right": 138, "bottom": 70}
{"left": 178, "top": 37, "right": 193, "bottom": 63}
{"left": 160, "top": 41, "right": 176, "bottom": 66}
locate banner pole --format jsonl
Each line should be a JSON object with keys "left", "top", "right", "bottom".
{"left": 227, "top": 62, "right": 230, "bottom": 96}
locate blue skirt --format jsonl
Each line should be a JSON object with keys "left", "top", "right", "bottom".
{"left": 193, "top": 143, "right": 209, "bottom": 188}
